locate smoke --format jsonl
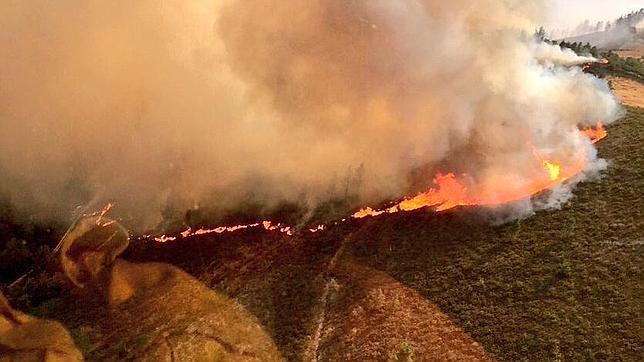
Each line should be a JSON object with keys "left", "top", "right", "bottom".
{"left": 531, "top": 42, "right": 598, "bottom": 66}
{"left": 0, "top": 0, "right": 621, "bottom": 229}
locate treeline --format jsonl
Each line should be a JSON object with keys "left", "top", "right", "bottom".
{"left": 532, "top": 31, "right": 644, "bottom": 81}
{"left": 613, "top": 8, "right": 644, "bottom": 29}
{"left": 555, "top": 40, "right": 644, "bottom": 81}
{"left": 557, "top": 40, "right": 600, "bottom": 57}
{"left": 548, "top": 8, "right": 643, "bottom": 39}
{"left": 534, "top": 28, "right": 601, "bottom": 58}
{"left": 576, "top": 8, "right": 643, "bottom": 35}
{"left": 591, "top": 52, "right": 644, "bottom": 82}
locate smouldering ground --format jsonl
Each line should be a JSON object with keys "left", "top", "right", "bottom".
{"left": 26, "top": 106, "right": 643, "bottom": 360}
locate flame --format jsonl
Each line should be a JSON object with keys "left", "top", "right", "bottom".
{"left": 543, "top": 160, "right": 561, "bottom": 181}
{"left": 309, "top": 225, "right": 326, "bottom": 233}
{"left": 149, "top": 220, "right": 294, "bottom": 243}
{"left": 351, "top": 123, "right": 604, "bottom": 219}
{"left": 82, "top": 202, "right": 115, "bottom": 227}
{"left": 581, "top": 121, "right": 607, "bottom": 144}
{"left": 137, "top": 122, "right": 607, "bottom": 242}
{"left": 582, "top": 59, "right": 609, "bottom": 72}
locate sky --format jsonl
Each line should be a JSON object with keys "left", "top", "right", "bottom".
{"left": 546, "top": 0, "right": 643, "bottom": 29}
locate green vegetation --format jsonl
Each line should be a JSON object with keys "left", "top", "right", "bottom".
{"left": 595, "top": 51, "right": 644, "bottom": 81}
{"left": 69, "top": 327, "right": 95, "bottom": 355}
{"left": 393, "top": 341, "right": 415, "bottom": 361}
{"left": 556, "top": 40, "right": 600, "bottom": 58}
{"left": 349, "top": 106, "right": 644, "bottom": 360}
{"left": 553, "top": 40, "right": 644, "bottom": 81}
{"left": 1, "top": 61, "right": 642, "bottom": 360}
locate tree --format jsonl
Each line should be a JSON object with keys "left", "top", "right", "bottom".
{"left": 596, "top": 21, "right": 604, "bottom": 32}
{"left": 534, "top": 26, "right": 547, "bottom": 41}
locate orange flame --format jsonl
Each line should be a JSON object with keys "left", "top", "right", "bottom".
{"left": 352, "top": 123, "right": 605, "bottom": 219}
{"left": 582, "top": 59, "right": 609, "bottom": 72}
{"left": 139, "top": 122, "right": 607, "bottom": 242}
{"left": 83, "top": 202, "right": 115, "bottom": 227}
{"left": 581, "top": 121, "right": 607, "bottom": 144}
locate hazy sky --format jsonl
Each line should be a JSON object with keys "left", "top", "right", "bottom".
{"left": 547, "top": 0, "right": 643, "bottom": 28}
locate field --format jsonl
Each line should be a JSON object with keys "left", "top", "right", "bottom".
{"left": 3, "top": 87, "right": 643, "bottom": 360}
{"left": 108, "top": 104, "right": 643, "bottom": 360}
{"left": 616, "top": 45, "right": 644, "bottom": 59}
{"left": 609, "top": 76, "right": 644, "bottom": 108}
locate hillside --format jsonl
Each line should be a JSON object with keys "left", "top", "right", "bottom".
{"left": 42, "top": 104, "right": 641, "bottom": 360}
{"left": 558, "top": 8, "right": 644, "bottom": 50}
{"left": 561, "top": 26, "right": 644, "bottom": 50}
{"left": 3, "top": 74, "right": 643, "bottom": 362}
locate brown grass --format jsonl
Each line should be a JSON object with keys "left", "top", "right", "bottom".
{"left": 615, "top": 45, "right": 644, "bottom": 59}
{"left": 609, "top": 76, "right": 644, "bottom": 108}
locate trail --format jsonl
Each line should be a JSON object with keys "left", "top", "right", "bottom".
{"left": 303, "top": 232, "right": 353, "bottom": 361}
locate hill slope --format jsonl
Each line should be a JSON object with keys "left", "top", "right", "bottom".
{"left": 13, "top": 93, "right": 644, "bottom": 361}
{"left": 561, "top": 26, "right": 643, "bottom": 50}
{"left": 117, "top": 105, "right": 643, "bottom": 360}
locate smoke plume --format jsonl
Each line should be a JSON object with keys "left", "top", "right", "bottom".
{"left": 0, "top": 0, "right": 621, "bottom": 229}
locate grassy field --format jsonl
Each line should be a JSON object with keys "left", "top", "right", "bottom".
{"left": 117, "top": 106, "right": 643, "bottom": 360}
{"left": 345, "top": 106, "right": 643, "bottom": 360}
{"left": 5, "top": 104, "right": 643, "bottom": 360}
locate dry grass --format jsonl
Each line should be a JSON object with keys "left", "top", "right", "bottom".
{"left": 615, "top": 45, "right": 644, "bottom": 59}
{"left": 19, "top": 100, "right": 644, "bottom": 360}
{"left": 609, "top": 76, "right": 644, "bottom": 108}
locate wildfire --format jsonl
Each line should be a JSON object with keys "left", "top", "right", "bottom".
{"left": 149, "top": 220, "right": 293, "bottom": 243}
{"left": 582, "top": 59, "right": 609, "bottom": 72}
{"left": 130, "top": 121, "right": 608, "bottom": 242}
{"left": 84, "top": 202, "right": 115, "bottom": 227}
{"left": 351, "top": 122, "right": 606, "bottom": 219}
{"left": 543, "top": 161, "right": 561, "bottom": 181}
{"left": 581, "top": 121, "right": 607, "bottom": 144}
{"left": 309, "top": 225, "right": 326, "bottom": 233}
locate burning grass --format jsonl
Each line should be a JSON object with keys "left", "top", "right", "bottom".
{"left": 344, "top": 106, "right": 643, "bottom": 360}
{"left": 124, "top": 106, "right": 642, "bottom": 360}
{"left": 1, "top": 109, "right": 641, "bottom": 361}
{"left": 47, "top": 106, "right": 634, "bottom": 361}
{"left": 2, "top": 106, "right": 640, "bottom": 360}
{"left": 141, "top": 121, "right": 608, "bottom": 244}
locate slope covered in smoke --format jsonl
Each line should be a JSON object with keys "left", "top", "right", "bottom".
{"left": 33, "top": 106, "right": 641, "bottom": 361}
{"left": 561, "top": 26, "right": 644, "bottom": 50}
{"left": 558, "top": 8, "right": 644, "bottom": 50}
{"left": 0, "top": 0, "right": 620, "bottom": 228}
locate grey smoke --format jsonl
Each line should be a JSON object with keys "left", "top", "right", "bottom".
{"left": 0, "top": 1, "right": 621, "bottom": 229}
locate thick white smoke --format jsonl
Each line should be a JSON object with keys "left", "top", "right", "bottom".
{"left": 0, "top": 0, "right": 620, "bottom": 228}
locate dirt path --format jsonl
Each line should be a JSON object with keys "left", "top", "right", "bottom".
{"left": 608, "top": 76, "right": 644, "bottom": 108}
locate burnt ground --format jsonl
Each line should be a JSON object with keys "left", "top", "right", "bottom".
{"left": 6, "top": 106, "right": 643, "bottom": 360}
